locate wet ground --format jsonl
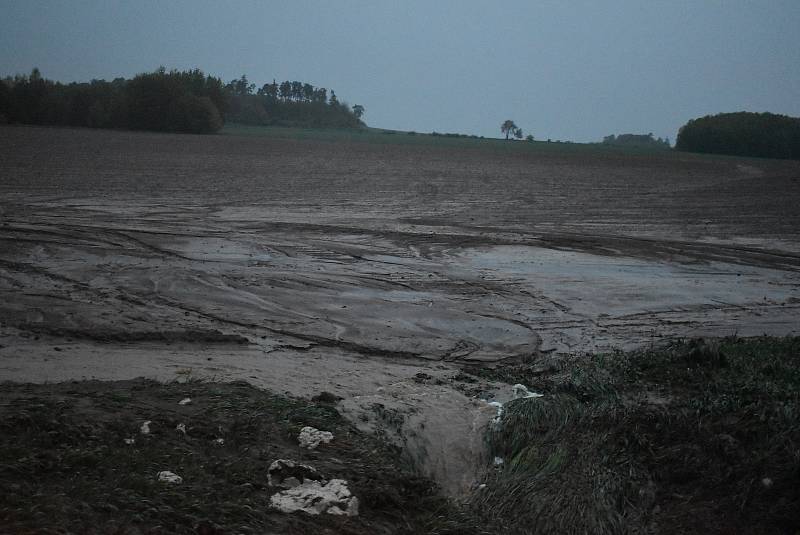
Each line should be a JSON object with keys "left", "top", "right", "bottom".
{"left": 1, "top": 125, "right": 799, "bottom": 494}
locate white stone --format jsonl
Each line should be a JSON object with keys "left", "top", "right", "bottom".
{"left": 178, "top": 398, "right": 192, "bottom": 405}
{"left": 493, "top": 456, "right": 504, "bottom": 466}
{"left": 157, "top": 471, "right": 183, "bottom": 484}
{"left": 270, "top": 479, "right": 359, "bottom": 516}
{"left": 124, "top": 438, "right": 135, "bottom": 445}
{"left": 140, "top": 420, "right": 152, "bottom": 434}
{"left": 176, "top": 423, "right": 186, "bottom": 434}
{"left": 213, "top": 438, "right": 224, "bottom": 446}
{"left": 297, "top": 426, "right": 334, "bottom": 450}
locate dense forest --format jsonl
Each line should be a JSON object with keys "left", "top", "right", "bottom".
{"left": 676, "top": 112, "right": 800, "bottom": 160}
{"left": 0, "top": 68, "right": 363, "bottom": 134}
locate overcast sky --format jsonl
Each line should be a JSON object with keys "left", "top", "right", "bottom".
{"left": 2, "top": 0, "right": 798, "bottom": 142}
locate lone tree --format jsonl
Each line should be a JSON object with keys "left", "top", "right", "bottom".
{"left": 501, "top": 119, "right": 519, "bottom": 140}
{"left": 352, "top": 104, "right": 364, "bottom": 119}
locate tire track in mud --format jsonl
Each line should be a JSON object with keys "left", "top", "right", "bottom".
{"left": 7, "top": 211, "right": 796, "bottom": 359}
{"left": 244, "top": 219, "right": 800, "bottom": 271}
{"left": 0, "top": 252, "right": 428, "bottom": 359}
{"left": 0, "top": 220, "right": 541, "bottom": 363}
{"left": 13, "top": 209, "right": 800, "bottom": 272}
{"left": 148, "top": 294, "right": 428, "bottom": 361}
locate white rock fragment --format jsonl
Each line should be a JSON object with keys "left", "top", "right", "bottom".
{"left": 762, "top": 477, "right": 773, "bottom": 489}
{"left": 213, "top": 438, "right": 225, "bottom": 446}
{"left": 270, "top": 479, "right": 359, "bottom": 516}
{"left": 178, "top": 398, "right": 192, "bottom": 405}
{"left": 298, "top": 426, "right": 334, "bottom": 450}
{"left": 493, "top": 456, "right": 504, "bottom": 466}
{"left": 140, "top": 421, "right": 152, "bottom": 435}
{"left": 124, "top": 438, "right": 135, "bottom": 445}
{"left": 267, "top": 459, "right": 359, "bottom": 515}
{"left": 176, "top": 423, "right": 186, "bottom": 434}
{"left": 512, "top": 384, "right": 544, "bottom": 400}
{"left": 157, "top": 471, "right": 183, "bottom": 484}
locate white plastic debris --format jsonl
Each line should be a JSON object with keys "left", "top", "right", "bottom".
{"left": 493, "top": 456, "right": 504, "bottom": 466}
{"left": 178, "top": 398, "right": 192, "bottom": 405}
{"left": 176, "top": 423, "right": 186, "bottom": 434}
{"left": 124, "top": 438, "right": 135, "bottom": 445}
{"left": 270, "top": 479, "right": 359, "bottom": 516}
{"left": 512, "top": 384, "right": 544, "bottom": 400}
{"left": 213, "top": 438, "right": 225, "bottom": 446}
{"left": 297, "top": 426, "right": 334, "bottom": 450}
{"left": 762, "top": 477, "right": 773, "bottom": 489}
{"left": 140, "top": 421, "right": 152, "bottom": 435}
{"left": 157, "top": 471, "right": 183, "bottom": 484}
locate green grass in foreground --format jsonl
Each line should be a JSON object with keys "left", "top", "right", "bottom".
{"left": 470, "top": 336, "right": 800, "bottom": 535}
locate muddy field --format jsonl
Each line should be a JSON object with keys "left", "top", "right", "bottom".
{"left": 1, "top": 125, "right": 799, "bottom": 499}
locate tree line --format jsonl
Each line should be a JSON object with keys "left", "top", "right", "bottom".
{"left": 602, "top": 133, "right": 670, "bottom": 148}
{"left": 676, "top": 112, "right": 800, "bottom": 160}
{"left": 0, "top": 68, "right": 364, "bottom": 134}
{"left": 223, "top": 74, "right": 362, "bottom": 128}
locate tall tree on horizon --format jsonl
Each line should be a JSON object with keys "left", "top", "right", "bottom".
{"left": 501, "top": 119, "right": 518, "bottom": 140}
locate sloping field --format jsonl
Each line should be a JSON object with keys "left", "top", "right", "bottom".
{"left": 1, "top": 125, "right": 799, "bottom": 531}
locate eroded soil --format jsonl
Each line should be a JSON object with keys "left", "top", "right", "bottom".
{"left": 1, "top": 125, "right": 799, "bottom": 494}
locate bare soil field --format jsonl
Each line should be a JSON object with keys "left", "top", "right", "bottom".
{"left": 1, "top": 125, "right": 799, "bottom": 532}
